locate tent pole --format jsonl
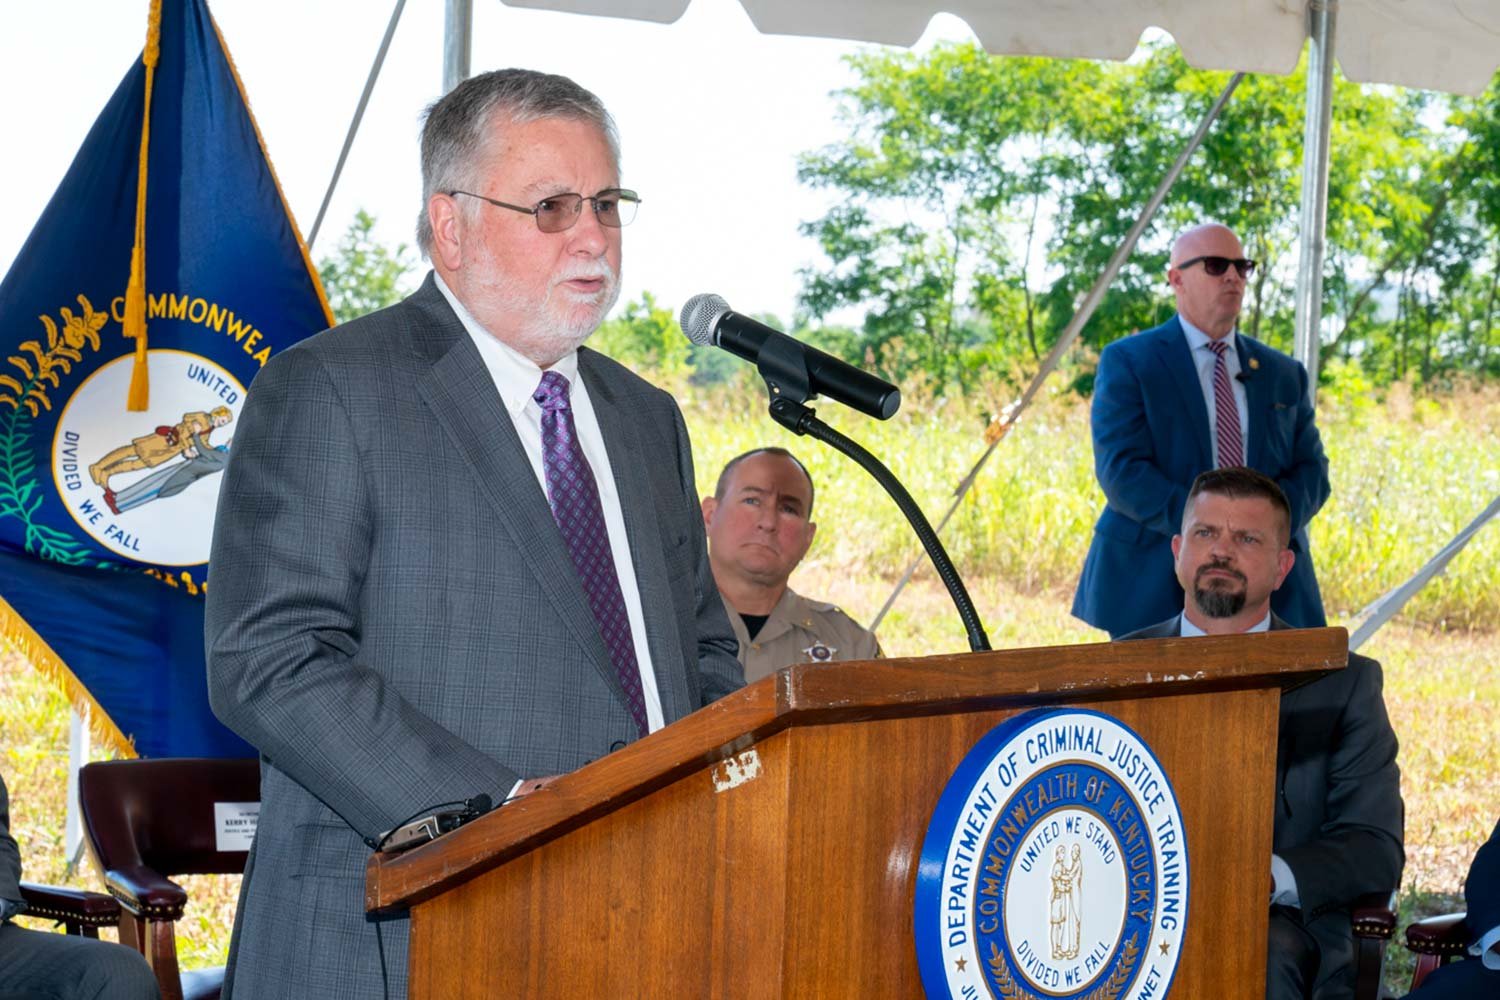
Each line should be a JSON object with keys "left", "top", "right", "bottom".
{"left": 1349, "top": 495, "right": 1499, "bottom": 651}
{"left": 1293, "top": 0, "right": 1338, "bottom": 401}
{"left": 306, "top": 0, "right": 408, "bottom": 251}
{"left": 869, "top": 72, "right": 1245, "bottom": 633}
{"left": 444, "top": 0, "right": 473, "bottom": 94}
{"left": 64, "top": 705, "right": 89, "bottom": 876}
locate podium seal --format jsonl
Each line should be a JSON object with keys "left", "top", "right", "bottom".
{"left": 914, "top": 708, "right": 1189, "bottom": 1000}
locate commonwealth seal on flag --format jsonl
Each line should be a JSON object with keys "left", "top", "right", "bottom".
{"left": 0, "top": 0, "right": 332, "bottom": 758}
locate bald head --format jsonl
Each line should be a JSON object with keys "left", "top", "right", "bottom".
{"left": 1170, "top": 223, "right": 1243, "bottom": 266}
{"left": 1167, "top": 223, "right": 1248, "bottom": 339}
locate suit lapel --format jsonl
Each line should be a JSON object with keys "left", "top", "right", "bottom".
{"left": 1151, "top": 318, "right": 1214, "bottom": 469}
{"left": 1267, "top": 613, "right": 1299, "bottom": 822}
{"left": 1235, "top": 336, "right": 1271, "bottom": 469}
{"left": 411, "top": 287, "right": 620, "bottom": 699}
{"left": 580, "top": 353, "right": 692, "bottom": 724}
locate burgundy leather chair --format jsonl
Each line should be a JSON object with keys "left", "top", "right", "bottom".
{"left": 78, "top": 757, "right": 260, "bottom": 1000}
{"left": 1352, "top": 890, "right": 1400, "bottom": 999}
{"left": 17, "top": 880, "right": 121, "bottom": 937}
{"left": 1404, "top": 911, "right": 1472, "bottom": 991}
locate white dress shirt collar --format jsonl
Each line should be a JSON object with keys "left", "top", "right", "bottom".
{"left": 1179, "top": 314, "right": 1238, "bottom": 355}
{"left": 1179, "top": 612, "right": 1272, "bottom": 637}
{"left": 432, "top": 272, "right": 581, "bottom": 406}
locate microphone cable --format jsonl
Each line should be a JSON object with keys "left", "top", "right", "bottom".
{"left": 366, "top": 794, "right": 495, "bottom": 1000}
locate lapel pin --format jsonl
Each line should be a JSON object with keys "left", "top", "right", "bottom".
{"left": 1249, "top": 357, "right": 1260, "bottom": 370}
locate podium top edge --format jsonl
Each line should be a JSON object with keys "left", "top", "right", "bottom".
{"left": 367, "top": 627, "right": 1345, "bottom": 912}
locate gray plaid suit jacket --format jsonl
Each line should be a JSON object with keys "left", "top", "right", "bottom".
{"left": 205, "top": 274, "right": 743, "bottom": 998}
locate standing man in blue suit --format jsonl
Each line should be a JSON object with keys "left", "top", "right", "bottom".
{"left": 1074, "top": 222, "right": 1331, "bottom": 637}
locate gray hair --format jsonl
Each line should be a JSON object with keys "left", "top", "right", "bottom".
{"left": 415, "top": 68, "right": 620, "bottom": 256}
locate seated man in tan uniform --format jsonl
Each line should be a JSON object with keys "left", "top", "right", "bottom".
{"left": 702, "top": 447, "right": 880, "bottom": 682}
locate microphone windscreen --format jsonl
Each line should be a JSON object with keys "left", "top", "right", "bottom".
{"left": 679, "top": 293, "right": 730, "bottom": 346}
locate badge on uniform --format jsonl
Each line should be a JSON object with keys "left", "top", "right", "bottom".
{"left": 802, "top": 641, "right": 836, "bottom": 662}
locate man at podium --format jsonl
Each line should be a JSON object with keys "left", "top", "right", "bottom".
{"left": 1122, "top": 467, "right": 1403, "bottom": 1000}
{"left": 206, "top": 69, "right": 742, "bottom": 999}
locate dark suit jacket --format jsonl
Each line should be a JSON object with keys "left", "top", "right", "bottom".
{"left": 1123, "top": 615, "right": 1404, "bottom": 996}
{"left": 1074, "top": 315, "right": 1331, "bottom": 636}
{"left": 1410, "top": 819, "right": 1500, "bottom": 998}
{"left": 1469, "top": 820, "right": 1500, "bottom": 952}
{"left": 0, "top": 774, "right": 22, "bottom": 911}
{"left": 205, "top": 275, "right": 743, "bottom": 999}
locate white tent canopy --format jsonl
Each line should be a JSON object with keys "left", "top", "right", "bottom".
{"left": 503, "top": 0, "right": 1500, "bottom": 95}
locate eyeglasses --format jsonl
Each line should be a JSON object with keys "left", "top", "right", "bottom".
{"left": 1176, "top": 255, "right": 1258, "bottom": 278}
{"left": 448, "top": 188, "right": 640, "bottom": 233}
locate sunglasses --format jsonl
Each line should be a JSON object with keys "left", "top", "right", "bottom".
{"left": 1175, "top": 255, "right": 1257, "bottom": 278}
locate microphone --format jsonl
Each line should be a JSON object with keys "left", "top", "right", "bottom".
{"left": 1235, "top": 371, "right": 1253, "bottom": 383}
{"left": 679, "top": 293, "right": 900, "bottom": 420}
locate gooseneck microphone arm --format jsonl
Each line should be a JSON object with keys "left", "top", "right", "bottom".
{"left": 766, "top": 395, "right": 991, "bottom": 653}
{"left": 681, "top": 294, "right": 989, "bottom": 652}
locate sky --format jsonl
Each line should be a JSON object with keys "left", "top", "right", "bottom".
{"left": 0, "top": 0, "right": 980, "bottom": 326}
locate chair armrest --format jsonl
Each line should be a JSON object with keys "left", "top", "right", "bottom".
{"left": 1351, "top": 890, "right": 1398, "bottom": 940}
{"left": 104, "top": 865, "right": 188, "bottom": 920}
{"left": 17, "top": 881, "right": 121, "bottom": 928}
{"left": 1405, "top": 912, "right": 1469, "bottom": 957}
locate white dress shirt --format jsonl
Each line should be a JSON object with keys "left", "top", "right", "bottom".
{"left": 1475, "top": 923, "right": 1500, "bottom": 970}
{"left": 434, "top": 274, "right": 665, "bottom": 736}
{"left": 1180, "top": 317, "right": 1250, "bottom": 468}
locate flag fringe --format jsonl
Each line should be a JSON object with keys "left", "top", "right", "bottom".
{"left": 0, "top": 595, "right": 137, "bottom": 758}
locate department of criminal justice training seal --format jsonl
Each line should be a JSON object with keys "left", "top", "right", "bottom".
{"left": 914, "top": 708, "right": 1189, "bottom": 1000}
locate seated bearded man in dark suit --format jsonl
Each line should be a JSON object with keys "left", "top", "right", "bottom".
{"left": 1120, "top": 468, "right": 1403, "bottom": 1000}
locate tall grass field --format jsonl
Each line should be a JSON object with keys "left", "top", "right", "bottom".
{"left": 2, "top": 378, "right": 1495, "bottom": 994}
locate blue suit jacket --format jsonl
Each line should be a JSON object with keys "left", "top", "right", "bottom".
{"left": 1073, "top": 315, "right": 1331, "bottom": 636}
{"left": 1410, "top": 818, "right": 1500, "bottom": 997}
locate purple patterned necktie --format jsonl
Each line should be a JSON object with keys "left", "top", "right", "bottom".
{"left": 533, "top": 371, "right": 649, "bottom": 736}
{"left": 1208, "top": 340, "right": 1244, "bottom": 468}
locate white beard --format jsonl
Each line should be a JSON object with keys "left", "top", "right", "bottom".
{"left": 464, "top": 251, "right": 622, "bottom": 367}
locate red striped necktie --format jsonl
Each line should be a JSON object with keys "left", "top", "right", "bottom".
{"left": 1208, "top": 340, "right": 1243, "bottom": 468}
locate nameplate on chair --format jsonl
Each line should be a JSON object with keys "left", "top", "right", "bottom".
{"left": 214, "top": 801, "right": 260, "bottom": 852}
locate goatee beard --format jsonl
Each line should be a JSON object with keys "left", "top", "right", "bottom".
{"left": 1194, "top": 586, "right": 1247, "bottom": 619}
{"left": 1192, "top": 559, "right": 1247, "bottom": 618}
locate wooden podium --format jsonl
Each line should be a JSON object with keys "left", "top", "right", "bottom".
{"left": 367, "top": 628, "right": 1348, "bottom": 998}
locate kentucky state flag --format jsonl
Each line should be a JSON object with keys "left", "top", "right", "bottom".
{"left": 0, "top": 0, "right": 333, "bottom": 757}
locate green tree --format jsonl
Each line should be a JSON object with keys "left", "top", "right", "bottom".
{"left": 316, "top": 210, "right": 416, "bottom": 325}
{"left": 798, "top": 46, "right": 1109, "bottom": 392}
{"left": 798, "top": 40, "right": 1492, "bottom": 390}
